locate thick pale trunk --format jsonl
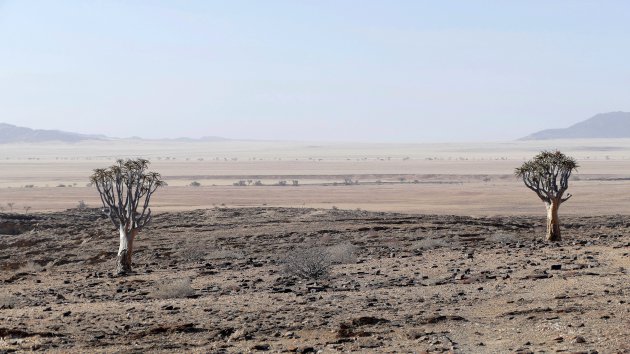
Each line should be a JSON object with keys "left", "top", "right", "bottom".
{"left": 116, "top": 226, "right": 137, "bottom": 275}
{"left": 545, "top": 201, "right": 561, "bottom": 241}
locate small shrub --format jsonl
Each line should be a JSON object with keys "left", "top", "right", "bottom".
{"left": 152, "top": 278, "right": 195, "bottom": 299}
{"left": 327, "top": 243, "right": 359, "bottom": 264}
{"left": 283, "top": 246, "right": 332, "bottom": 280}
{"left": 190, "top": 181, "right": 201, "bottom": 187}
{"left": 77, "top": 200, "right": 88, "bottom": 210}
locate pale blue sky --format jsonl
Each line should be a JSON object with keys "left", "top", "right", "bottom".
{"left": 1, "top": 1, "right": 629, "bottom": 142}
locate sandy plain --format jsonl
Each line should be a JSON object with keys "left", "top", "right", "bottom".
{"left": 1, "top": 139, "right": 630, "bottom": 215}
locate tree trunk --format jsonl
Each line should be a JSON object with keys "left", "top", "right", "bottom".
{"left": 116, "top": 226, "right": 137, "bottom": 275}
{"left": 545, "top": 200, "right": 561, "bottom": 241}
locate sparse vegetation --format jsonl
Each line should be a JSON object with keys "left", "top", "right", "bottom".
{"left": 76, "top": 200, "right": 88, "bottom": 210}
{"left": 327, "top": 242, "right": 359, "bottom": 264}
{"left": 283, "top": 246, "right": 332, "bottom": 280}
{"left": 343, "top": 177, "right": 358, "bottom": 185}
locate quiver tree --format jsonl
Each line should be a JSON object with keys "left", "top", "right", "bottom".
{"left": 515, "top": 150, "right": 578, "bottom": 241}
{"left": 90, "top": 159, "right": 165, "bottom": 275}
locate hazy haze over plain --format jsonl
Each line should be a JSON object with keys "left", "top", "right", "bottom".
{"left": 1, "top": 1, "right": 629, "bottom": 142}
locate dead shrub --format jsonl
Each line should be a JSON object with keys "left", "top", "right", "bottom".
{"left": 152, "top": 278, "right": 195, "bottom": 299}
{"left": 327, "top": 243, "right": 359, "bottom": 264}
{"left": 283, "top": 246, "right": 332, "bottom": 280}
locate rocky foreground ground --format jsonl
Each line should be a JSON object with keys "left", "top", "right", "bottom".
{"left": 0, "top": 207, "right": 629, "bottom": 353}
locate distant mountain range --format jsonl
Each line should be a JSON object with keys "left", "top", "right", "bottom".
{"left": 5, "top": 112, "right": 630, "bottom": 143}
{"left": 0, "top": 123, "right": 107, "bottom": 143}
{"left": 520, "top": 112, "right": 630, "bottom": 140}
{"left": 0, "top": 123, "right": 228, "bottom": 143}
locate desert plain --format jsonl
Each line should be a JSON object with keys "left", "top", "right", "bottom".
{"left": 1, "top": 139, "right": 629, "bottom": 353}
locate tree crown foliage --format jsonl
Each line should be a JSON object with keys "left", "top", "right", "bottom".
{"left": 90, "top": 158, "right": 165, "bottom": 230}
{"left": 515, "top": 150, "right": 578, "bottom": 203}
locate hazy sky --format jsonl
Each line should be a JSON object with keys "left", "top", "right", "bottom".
{"left": 1, "top": 1, "right": 629, "bottom": 142}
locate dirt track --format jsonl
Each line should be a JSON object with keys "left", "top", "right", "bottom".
{"left": 1, "top": 208, "right": 629, "bottom": 353}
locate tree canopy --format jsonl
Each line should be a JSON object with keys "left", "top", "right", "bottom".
{"left": 90, "top": 158, "right": 165, "bottom": 230}
{"left": 515, "top": 150, "right": 578, "bottom": 204}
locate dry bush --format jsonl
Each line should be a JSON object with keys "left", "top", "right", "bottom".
{"left": 152, "top": 278, "right": 195, "bottom": 299}
{"left": 283, "top": 246, "right": 332, "bottom": 280}
{"left": 327, "top": 243, "right": 359, "bottom": 264}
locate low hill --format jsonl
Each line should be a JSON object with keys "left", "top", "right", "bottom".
{"left": 521, "top": 112, "right": 630, "bottom": 140}
{"left": 0, "top": 123, "right": 107, "bottom": 143}
{"left": 0, "top": 123, "right": 228, "bottom": 143}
